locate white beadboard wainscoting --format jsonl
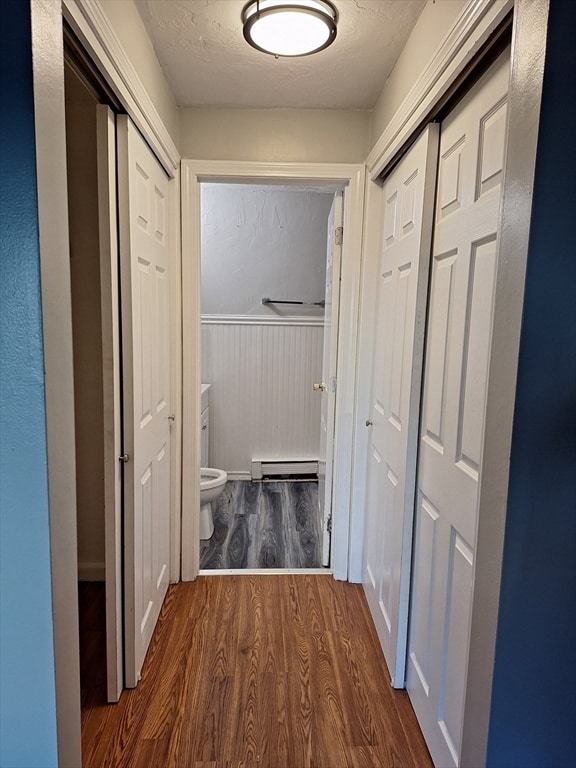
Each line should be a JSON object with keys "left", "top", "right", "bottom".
{"left": 202, "top": 315, "right": 324, "bottom": 477}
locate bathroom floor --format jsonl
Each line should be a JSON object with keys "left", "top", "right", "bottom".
{"left": 200, "top": 480, "right": 323, "bottom": 569}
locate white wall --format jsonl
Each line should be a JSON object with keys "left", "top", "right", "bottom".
{"left": 370, "top": 0, "right": 468, "bottom": 149}
{"left": 201, "top": 184, "right": 333, "bottom": 315}
{"left": 100, "top": 0, "right": 180, "bottom": 147}
{"left": 202, "top": 321, "right": 323, "bottom": 475}
{"left": 180, "top": 107, "right": 371, "bottom": 163}
{"left": 200, "top": 185, "right": 332, "bottom": 475}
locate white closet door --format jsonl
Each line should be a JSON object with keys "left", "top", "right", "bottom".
{"left": 406, "top": 51, "right": 510, "bottom": 768}
{"left": 117, "top": 116, "right": 172, "bottom": 688}
{"left": 363, "top": 125, "right": 439, "bottom": 686}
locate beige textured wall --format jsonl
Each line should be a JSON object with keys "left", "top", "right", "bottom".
{"left": 65, "top": 68, "right": 105, "bottom": 574}
{"left": 99, "top": 0, "right": 180, "bottom": 148}
{"left": 370, "top": 0, "right": 468, "bottom": 150}
{"left": 179, "top": 107, "right": 371, "bottom": 163}
{"left": 96, "top": 1, "right": 469, "bottom": 162}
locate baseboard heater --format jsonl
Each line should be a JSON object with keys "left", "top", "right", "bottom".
{"left": 251, "top": 459, "right": 318, "bottom": 480}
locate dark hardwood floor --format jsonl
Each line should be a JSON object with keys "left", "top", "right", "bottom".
{"left": 200, "top": 480, "right": 322, "bottom": 569}
{"left": 80, "top": 576, "right": 432, "bottom": 768}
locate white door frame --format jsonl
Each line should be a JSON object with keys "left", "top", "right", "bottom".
{"left": 181, "top": 161, "right": 365, "bottom": 582}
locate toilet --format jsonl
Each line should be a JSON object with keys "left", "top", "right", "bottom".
{"left": 199, "top": 467, "right": 227, "bottom": 540}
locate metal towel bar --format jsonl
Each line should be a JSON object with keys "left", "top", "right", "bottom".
{"left": 261, "top": 297, "right": 325, "bottom": 307}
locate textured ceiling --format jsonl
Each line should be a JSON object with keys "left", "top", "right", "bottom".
{"left": 134, "top": 0, "right": 426, "bottom": 109}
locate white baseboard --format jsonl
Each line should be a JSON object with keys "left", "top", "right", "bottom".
{"left": 78, "top": 562, "right": 105, "bottom": 581}
{"left": 226, "top": 471, "right": 252, "bottom": 481}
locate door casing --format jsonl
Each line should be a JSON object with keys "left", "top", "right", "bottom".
{"left": 181, "top": 162, "right": 365, "bottom": 582}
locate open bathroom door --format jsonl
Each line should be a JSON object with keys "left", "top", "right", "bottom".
{"left": 96, "top": 105, "right": 123, "bottom": 702}
{"left": 318, "top": 191, "right": 343, "bottom": 566}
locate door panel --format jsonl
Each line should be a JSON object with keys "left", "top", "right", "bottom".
{"left": 363, "top": 125, "right": 439, "bottom": 686}
{"left": 406, "top": 51, "right": 510, "bottom": 768}
{"left": 118, "top": 116, "right": 171, "bottom": 688}
{"left": 318, "top": 191, "right": 343, "bottom": 566}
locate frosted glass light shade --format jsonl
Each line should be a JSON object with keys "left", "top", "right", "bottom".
{"left": 242, "top": 0, "right": 338, "bottom": 57}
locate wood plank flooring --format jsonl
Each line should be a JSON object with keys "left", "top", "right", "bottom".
{"left": 80, "top": 576, "right": 432, "bottom": 768}
{"left": 200, "top": 481, "right": 322, "bottom": 569}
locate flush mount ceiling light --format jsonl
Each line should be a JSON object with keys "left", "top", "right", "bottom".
{"left": 242, "top": 0, "right": 338, "bottom": 57}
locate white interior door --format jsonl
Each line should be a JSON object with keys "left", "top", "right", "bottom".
{"left": 96, "top": 105, "right": 123, "bottom": 702}
{"left": 363, "top": 126, "right": 439, "bottom": 686}
{"left": 406, "top": 51, "right": 510, "bottom": 768}
{"left": 318, "top": 191, "right": 343, "bottom": 566}
{"left": 117, "top": 115, "right": 172, "bottom": 688}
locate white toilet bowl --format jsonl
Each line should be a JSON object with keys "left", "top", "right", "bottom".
{"left": 199, "top": 467, "right": 227, "bottom": 540}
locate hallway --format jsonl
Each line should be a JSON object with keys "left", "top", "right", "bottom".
{"left": 80, "top": 575, "right": 432, "bottom": 767}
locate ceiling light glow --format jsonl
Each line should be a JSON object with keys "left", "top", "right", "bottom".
{"left": 242, "top": 0, "right": 338, "bottom": 57}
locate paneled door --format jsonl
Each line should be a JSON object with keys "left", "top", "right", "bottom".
{"left": 318, "top": 191, "right": 343, "bottom": 566}
{"left": 406, "top": 51, "right": 510, "bottom": 767}
{"left": 117, "top": 116, "right": 172, "bottom": 688}
{"left": 363, "top": 126, "right": 439, "bottom": 686}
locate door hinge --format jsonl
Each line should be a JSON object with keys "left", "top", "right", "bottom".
{"left": 327, "top": 516, "right": 333, "bottom": 533}
{"left": 335, "top": 226, "right": 343, "bottom": 246}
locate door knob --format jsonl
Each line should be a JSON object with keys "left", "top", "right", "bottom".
{"left": 366, "top": 419, "right": 373, "bottom": 427}
{"left": 313, "top": 382, "right": 327, "bottom": 391}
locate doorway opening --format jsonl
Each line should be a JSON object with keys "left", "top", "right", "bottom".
{"left": 181, "top": 162, "right": 366, "bottom": 582}
{"left": 197, "top": 182, "right": 339, "bottom": 571}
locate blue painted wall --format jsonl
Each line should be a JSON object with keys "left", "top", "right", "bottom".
{"left": 487, "top": 1, "right": 576, "bottom": 765}
{"left": 0, "top": 1, "right": 59, "bottom": 766}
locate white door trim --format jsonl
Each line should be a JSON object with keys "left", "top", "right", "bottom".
{"left": 181, "top": 161, "right": 365, "bottom": 582}
{"left": 366, "top": 0, "right": 513, "bottom": 179}
{"left": 169, "top": 166, "right": 183, "bottom": 584}
{"left": 31, "top": 2, "right": 82, "bottom": 766}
